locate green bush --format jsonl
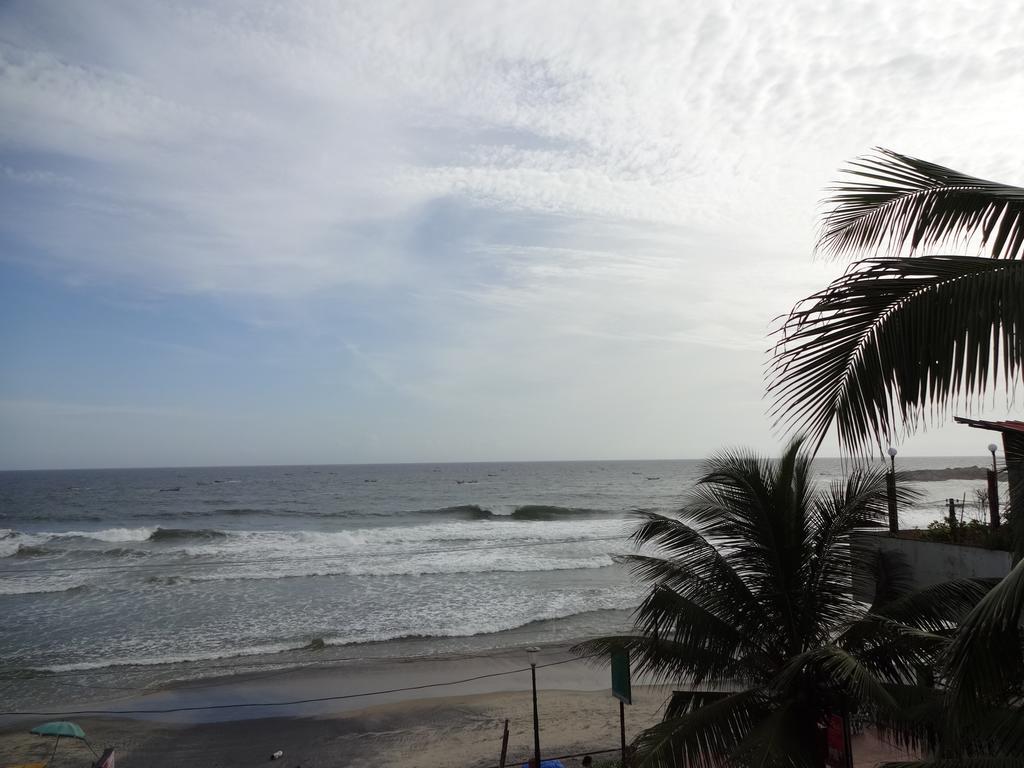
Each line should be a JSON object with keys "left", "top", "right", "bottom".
{"left": 922, "top": 516, "right": 1013, "bottom": 550}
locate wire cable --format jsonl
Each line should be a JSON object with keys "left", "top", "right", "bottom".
{"left": 0, "top": 656, "right": 583, "bottom": 717}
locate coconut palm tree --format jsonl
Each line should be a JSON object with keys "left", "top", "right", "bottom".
{"left": 768, "top": 149, "right": 1024, "bottom": 455}
{"left": 881, "top": 557, "right": 1024, "bottom": 768}
{"left": 575, "top": 438, "right": 992, "bottom": 767}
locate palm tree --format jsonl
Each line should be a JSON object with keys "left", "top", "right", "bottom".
{"left": 889, "top": 557, "right": 1024, "bottom": 768}
{"left": 575, "top": 438, "right": 991, "bottom": 767}
{"left": 768, "top": 149, "right": 1024, "bottom": 454}
{"left": 760, "top": 149, "right": 1024, "bottom": 767}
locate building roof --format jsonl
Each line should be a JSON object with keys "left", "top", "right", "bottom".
{"left": 954, "top": 416, "right": 1024, "bottom": 435}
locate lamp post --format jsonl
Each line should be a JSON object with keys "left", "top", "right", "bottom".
{"left": 988, "top": 443, "right": 1001, "bottom": 529}
{"left": 887, "top": 447, "right": 899, "bottom": 533}
{"left": 527, "top": 646, "right": 541, "bottom": 768}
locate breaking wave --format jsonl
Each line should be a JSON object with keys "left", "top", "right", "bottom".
{"left": 508, "top": 505, "right": 607, "bottom": 521}
{"left": 12, "top": 545, "right": 54, "bottom": 558}
{"left": 148, "top": 527, "right": 227, "bottom": 543}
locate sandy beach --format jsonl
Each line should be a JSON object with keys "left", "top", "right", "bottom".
{"left": 0, "top": 689, "right": 920, "bottom": 768}
{"left": 0, "top": 646, "right": 919, "bottom": 767}
{"left": 0, "top": 688, "right": 660, "bottom": 768}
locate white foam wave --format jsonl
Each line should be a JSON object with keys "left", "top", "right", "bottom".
{"left": 54, "top": 527, "right": 156, "bottom": 543}
{"left": 1, "top": 520, "right": 633, "bottom": 596}
{"left": 32, "top": 639, "right": 306, "bottom": 673}
{"left": 0, "top": 577, "right": 89, "bottom": 596}
{"left": 177, "top": 554, "right": 617, "bottom": 584}
{"left": 28, "top": 595, "right": 640, "bottom": 674}
{"left": 0, "top": 529, "right": 22, "bottom": 558}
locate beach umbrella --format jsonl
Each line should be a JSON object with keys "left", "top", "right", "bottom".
{"left": 29, "top": 721, "right": 90, "bottom": 765}
{"left": 30, "top": 721, "right": 86, "bottom": 740}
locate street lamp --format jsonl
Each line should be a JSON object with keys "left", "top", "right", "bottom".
{"left": 989, "top": 443, "right": 999, "bottom": 473}
{"left": 527, "top": 646, "right": 541, "bottom": 768}
{"left": 886, "top": 447, "right": 899, "bottom": 533}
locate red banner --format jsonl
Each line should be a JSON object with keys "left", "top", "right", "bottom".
{"left": 826, "top": 715, "right": 849, "bottom": 768}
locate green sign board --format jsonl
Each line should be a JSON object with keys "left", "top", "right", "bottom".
{"left": 611, "top": 650, "right": 631, "bottom": 704}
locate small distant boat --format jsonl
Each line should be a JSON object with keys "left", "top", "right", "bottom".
{"left": 363, "top": 479, "right": 378, "bottom": 483}
{"left": 645, "top": 477, "right": 661, "bottom": 481}
{"left": 159, "top": 487, "right": 181, "bottom": 492}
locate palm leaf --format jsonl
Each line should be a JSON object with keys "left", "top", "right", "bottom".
{"left": 801, "top": 470, "right": 905, "bottom": 642}
{"left": 664, "top": 690, "right": 731, "bottom": 719}
{"left": 819, "top": 148, "right": 1024, "bottom": 260}
{"left": 624, "top": 516, "right": 775, "bottom": 642}
{"left": 571, "top": 633, "right": 750, "bottom": 688}
{"left": 679, "top": 439, "right": 816, "bottom": 655}
{"left": 871, "top": 578, "right": 998, "bottom": 633}
{"left": 872, "top": 682, "right": 946, "bottom": 754}
{"left": 774, "top": 644, "right": 899, "bottom": 714}
{"left": 865, "top": 548, "right": 916, "bottom": 610}
{"left": 946, "top": 558, "right": 1024, "bottom": 724}
{"left": 769, "top": 255, "right": 1024, "bottom": 452}
{"left": 880, "top": 760, "right": 1024, "bottom": 768}
{"left": 839, "top": 614, "right": 948, "bottom": 683}
{"left": 629, "top": 688, "right": 766, "bottom": 768}
{"left": 731, "top": 701, "right": 819, "bottom": 768}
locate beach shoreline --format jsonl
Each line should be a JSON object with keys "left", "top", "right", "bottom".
{"left": 0, "top": 688, "right": 671, "bottom": 768}
{"left": 1, "top": 643, "right": 670, "bottom": 767}
{"left": 0, "top": 644, "right": 921, "bottom": 767}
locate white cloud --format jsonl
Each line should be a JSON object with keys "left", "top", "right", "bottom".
{"left": 2, "top": 0, "right": 1022, "bottom": 462}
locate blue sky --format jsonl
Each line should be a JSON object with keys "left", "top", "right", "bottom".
{"left": 2, "top": 0, "right": 1023, "bottom": 469}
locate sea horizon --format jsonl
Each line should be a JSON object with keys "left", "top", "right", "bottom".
{"left": 0, "top": 451, "right": 997, "bottom": 473}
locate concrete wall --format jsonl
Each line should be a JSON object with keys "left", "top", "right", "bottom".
{"left": 852, "top": 531, "right": 1012, "bottom": 600}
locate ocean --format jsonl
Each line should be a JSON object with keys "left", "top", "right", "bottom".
{"left": 0, "top": 457, "right": 1003, "bottom": 712}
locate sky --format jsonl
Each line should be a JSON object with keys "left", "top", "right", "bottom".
{"left": 1, "top": 0, "right": 1023, "bottom": 469}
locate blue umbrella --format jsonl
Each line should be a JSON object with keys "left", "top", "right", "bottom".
{"left": 30, "top": 721, "right": 86, "bottom": 740}
{"left": 30, "top": 721, "right": 92, "bottom": 765}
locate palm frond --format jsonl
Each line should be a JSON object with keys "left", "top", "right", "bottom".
{"left": 731, "top": 702, "right": 819, "bottom": 768}
{"left": 630, "top": 688, "right": 766, "bottom": 768}
{"left": 946, "top": 558, "right": 1024, "bottom": 724}
{"left": 866, "top": 548, "right": 917, "bottom": 610}
{"left": 769, "top": 255, "right": 1024, "bottom": 452}
{"left": 664, "top": 689, "right": 731, "bottom": 719}
{"left": 819, "top": 148, "right": 1024, "bottom": 260}
{"left": 873, "top": 682, "right": 946, "bottom": 754}
{"left": 839, "top": 614, "right": 948, "bottom": 683}
{"left": 801, "top": 470, "right": 903, "bottom": 642}
{"left": 571, "top": 633, "right": 750, "bottom": 688}
{"left": 774, "top": 645, "right": 899, "bottom": 714}
{"left": 880, "top": 760, "right": 1024, "bottom": 768}
{"left": 627, "top": 571, "right": 745, "bottom": 647}
{"left": 975, "top": 705, "right": 1024, "bottom": 757}
{"left": 624, "top": 515, "right": 773, "bottom": 640}
{"left": 872, "top": 577, "right": 997, "bottom": 633}
{"left": 680, "top": 438, "right": 817, "bottom": 655}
